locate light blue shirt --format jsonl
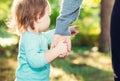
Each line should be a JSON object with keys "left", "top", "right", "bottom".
{"left": 15, "top": 29, "right": 55, "bottom": 81}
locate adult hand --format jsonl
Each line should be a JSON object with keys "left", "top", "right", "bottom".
{"left": 70, "top": 25, "right": 79, "bottom": 36}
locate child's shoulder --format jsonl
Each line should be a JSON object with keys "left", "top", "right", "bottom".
{"left": 20, "top": 31, "right": 40, "bottom": 42}
{"left": 21, "top": 31, "right": 38, "bottom": 38}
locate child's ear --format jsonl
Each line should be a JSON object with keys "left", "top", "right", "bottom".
{"left": 37, "top": 14, "right": 40, "bottom": 20}
{"left": 34, "top": 14, "right": 40, "bottom": 22}
{"left": 36, "top": 14, "right": 42, "bottom": 22}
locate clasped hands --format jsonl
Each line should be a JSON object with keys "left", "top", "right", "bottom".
{"left": 51, "top": 25, "right": 79, "bottom": 58}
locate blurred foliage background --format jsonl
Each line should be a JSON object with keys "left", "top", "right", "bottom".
{"left": 0, "top": 0, "right": 115, "bottom": 81}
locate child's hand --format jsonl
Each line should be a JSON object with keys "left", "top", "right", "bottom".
{"left": 55, "top": 40, "right": 67, "bottom": 55}
{"left": 70, "top": 25, "right": 79, "bottom": 36}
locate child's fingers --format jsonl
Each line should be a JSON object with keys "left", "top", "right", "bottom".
{"left": 59, "top": 54, "right": 64, "bottom": 58}
{"left": 59, "top": 54, "right": 67, "bottom": 58}
{"left": 57, "top": 42, "right": 67, "bottom": 54}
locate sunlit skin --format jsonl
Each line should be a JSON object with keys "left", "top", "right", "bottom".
{"left": 51, "top": 26, "right": 79, "bottom": 58}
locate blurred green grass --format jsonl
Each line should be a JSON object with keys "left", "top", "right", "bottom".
{"left": 0, "top": 47, "right": 114, "bottom": 81}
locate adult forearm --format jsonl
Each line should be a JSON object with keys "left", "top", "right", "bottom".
{"left": 55, "top": 0, "right": 83, "bottom": 36}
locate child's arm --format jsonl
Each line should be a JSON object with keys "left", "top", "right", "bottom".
{"left": 24, "top": 36, "right": 67, "bottom": 68}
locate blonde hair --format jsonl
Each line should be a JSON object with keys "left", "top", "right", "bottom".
{"left": 8, "top": 0, "right": 47, "bottom": 34}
